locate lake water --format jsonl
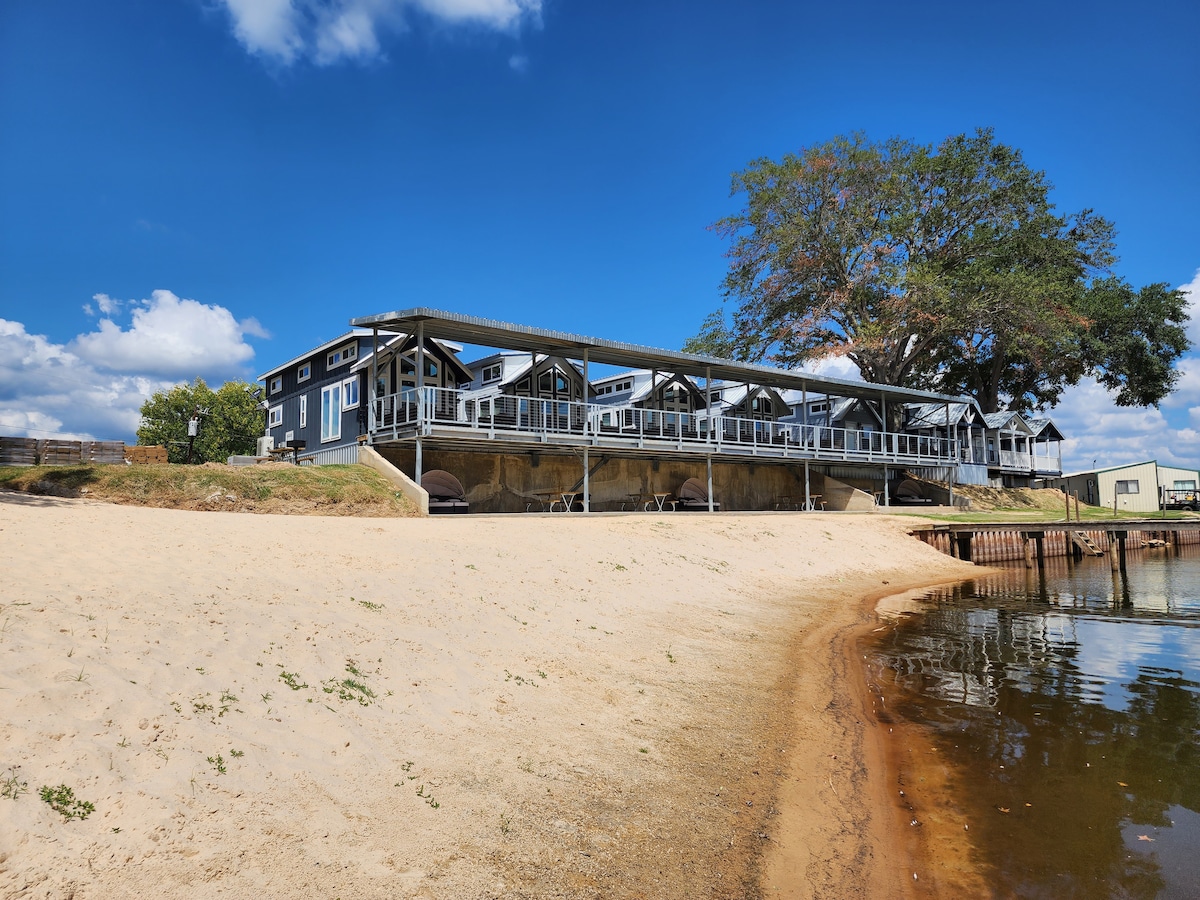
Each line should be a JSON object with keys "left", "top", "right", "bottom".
{"left": 865, "top": 547, "right": 1200, "bottom": 899}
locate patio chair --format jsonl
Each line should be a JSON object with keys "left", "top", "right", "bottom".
{"left": 675, "top": 477, "right": 720, "bottom": 511}
{"left": 421, "top": 469, "right": 469, "bottom": 514}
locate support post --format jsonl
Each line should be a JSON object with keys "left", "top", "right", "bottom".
{"left": 1118, "top": 533, "right": 1128, "bottom": 573}
{"left": 706, "top": 366, "right": 713, "bottom": 447}
{"left": 1109, "top": 532, "right": 1120, "bottom": 572}
{"left": 804, "top": 459, "right": 811, "bottom": 511}
{"left": 1035, "top": 534, "right": 1045, "bottom": 570}
{"left": 883, "top": 464, "right": 890, "bottom": 507}
{"left": 1024, "top": 536, "right": 1034, "bottom": 569}
{"left": 370, "top": 327, "right": 379, "bottom": 435}
{"left": 707, "top": 455, "right": 714, "bottom": 513}
{"left": 582, "top": 349, "right": 590, "bottom": 513}
{"left": 415, "top": 320, "right": 425, "bottom": 486}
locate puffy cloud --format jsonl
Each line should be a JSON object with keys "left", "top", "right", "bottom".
{"left": 0, "top": 291, "right": 264, "bottom": 441}
{"left": 1048, "top": 376, "right": 1200, "bottom": 472}
{"left": 1180, "top": 268, "right": 1200, "bottom": 353}
{"left": 71, "top": 289, "right": 256, "bottom": 379}
{"left": 217, "top": 0, "right": 541, "bottom": 66}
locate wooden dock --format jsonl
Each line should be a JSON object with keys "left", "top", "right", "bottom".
{"left": 912, "top": 519, "right": 1200, "bottom": 572}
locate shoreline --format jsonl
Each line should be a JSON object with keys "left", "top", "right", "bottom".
{"left": 0, "top": 496, "right": 978, "bottom": 898}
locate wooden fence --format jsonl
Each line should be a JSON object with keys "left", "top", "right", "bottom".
{"left": 0, "top": 436, "right": 167, "bottom": 466}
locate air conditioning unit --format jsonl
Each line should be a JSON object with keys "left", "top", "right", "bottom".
{"left": 256, "top": 436, "right": 274, "bottom": 457}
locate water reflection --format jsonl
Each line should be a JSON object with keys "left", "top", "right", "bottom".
{"left": 868, "top": 548, "right": 1200, "bottom": 899}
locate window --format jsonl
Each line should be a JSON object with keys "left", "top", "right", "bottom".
{"left": 326, "top": 342, "right": 357, "bottom": 369}
{"left": 342, "top": 376, "right": 359, "bottom": 411}
{"left": 1174, "top": 480, "right": 1197, "bottom": 490}
{"left": 268, "top": 404, "right": 283, "bottom": 428}
{"left": 1115, "top": 480, "right": 1140, "bottom": 494}
{"left": 482, "top": 363, "right": 502, "bottom": 383}
{"left": 321, "top": 384, "right": 342, "bottom": 442}
{"left": 297, "top": 363, "right": 311, "bottom": 383}
{"left": 809, "top": 402, "right": 828, "bottom": 414}
{"left": 299, "top": 394, "right": 307, "bottom": 428}
{"left": 269, "top": 375, "right": 282, "bottom": 394}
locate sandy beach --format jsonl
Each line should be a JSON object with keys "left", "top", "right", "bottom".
{"left": 0, "top": 493, "right": 977, "bottom": 899}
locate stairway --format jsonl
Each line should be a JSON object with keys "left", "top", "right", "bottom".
{"left": 1070, "top": 531, "right": 1104, "bottom": 556}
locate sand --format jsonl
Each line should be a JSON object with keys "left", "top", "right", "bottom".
{"left": 0, "top": 492, "right": 977, "bottom": 899}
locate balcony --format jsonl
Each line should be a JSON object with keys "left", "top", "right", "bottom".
{"left": 369, "top": 387, "right": 963, "bottom": 468}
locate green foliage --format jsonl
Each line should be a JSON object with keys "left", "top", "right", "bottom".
{"left": 136, "top": 377, "right": 263, "bottom": 463}
{"left": 39, "top": 784, "right": 95, "bottom": 820}
{"left": 691, "top": 129, "right": 1189, "bottom": 413}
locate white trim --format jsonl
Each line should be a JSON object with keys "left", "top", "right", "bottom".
{"left": 269, "top": 375, "right": 283, "bottom": 394}
{"left": 299, "top": 394, "right": 307, "bottom": 428}
{"left": 268, "top": 404, "right": 283, "bottom": 428}
{"left": 297, "top": 363, "right": 311, "bottom": 383}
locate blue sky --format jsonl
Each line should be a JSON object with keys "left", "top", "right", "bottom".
{"left": 1, "top": 0, "right": 1197, "bottom": 471}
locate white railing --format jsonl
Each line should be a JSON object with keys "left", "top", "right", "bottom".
{"left": 998, "top": 450, "right": 1033, "bottom": 471}
{"left": 370, "top": 387, "right": 963, "bottom": 466}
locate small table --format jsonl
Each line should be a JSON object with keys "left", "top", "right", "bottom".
{"left": 803, "top": 494, "right": 824, "bottom": 511}
{"left": 531, "top": 490, "right": 579, "bottom": 512}
{"left": 645, "top": 492, "right": 676, "bottom": 512}
{"left": 621, "top": 493, "right": 645, "bottom": 511}
{"left": 267, "top": 446, "right": 298, "bottom": 464}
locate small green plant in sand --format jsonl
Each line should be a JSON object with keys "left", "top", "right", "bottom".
{"left": 665, "top": 647, "right": 676, "bottom": 663}
{"left": 355, "top": 598, "right": 384, "bottom": 611}
{"left": 39, "top": 784, "right": 95, "bottom": 820}
{"left": 2, "top": 766, "right": 29, "bottom": 800}
{"left": 206, "top": 754, "right": 227, "bottom": 775}
{"left": 218, "top": 689, "right": 240, "bottom": 717}
{"left": 415, "top": 783, "right": 440, "bottom": 809}
{"left": 504, "top": 670, "right": 539, "bottom": 688}
{"left": 279, "top": 669, "right": 308, "bottom": 691}
{"left": 322, "top": 660, "right": 376, "bottom": 707}
{"left": 229, "top": 749, "right": 244, "bottom": 759}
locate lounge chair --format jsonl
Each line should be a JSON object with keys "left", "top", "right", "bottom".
{"left": 421, "top": 469, "right": 469, "bottom": 514}
{"left": 675, "top": 477, "right": 720, "bottom": 512}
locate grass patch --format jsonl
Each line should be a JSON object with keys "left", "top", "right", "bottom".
{"left": 0, "top": 463, "right": 418, "bottom": 517}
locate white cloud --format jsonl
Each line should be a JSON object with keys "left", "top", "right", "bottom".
{"left": 217, "top": 0, "right": 542, "bottom": 66}
{"left": 1180, "top": 268, "right": 1200, "bottom": 353}
{"left": 0, "top": 291, "right": 265, "bottom": 441}
{"left": 508, "top": 53, "right": 528, "bottom": 72}
{"left": 1049, "top": 375, "right": 1200, "bottom": 472}
{"left": 71, "top": 289, "right": 256, "bottom": 379}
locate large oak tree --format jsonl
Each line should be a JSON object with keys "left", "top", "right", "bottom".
{"left": 687, "top": 129, "right": 1188, "bottom": 413}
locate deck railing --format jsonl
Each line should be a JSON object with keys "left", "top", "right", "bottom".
{"left": 370, "top": 387, "right": 967, "bottom": 466}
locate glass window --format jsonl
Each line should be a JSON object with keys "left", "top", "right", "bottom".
{"left": 482, "top": 363, "right": 502, "bottom": 383}
{"left": 297, "top": 364, "right": 311, "bottom": 382}
{"left": 321, "top": 384, "right": 342, "bottom": 442}
{"left": 342, "top": 377, "right": 359, "bottom": 410}
{"left": 268, "top": 405, "right": 283, "bottom": 428}
{"left": 1115, "top": 480, "right": 1140, "bottom": 494}
{"left": 299, "top": 395, "right": 307, "bottom": 428}
{"left": 539, "top": 371, "right": 553, "bottom": 393}
{"left": 269, "top": 376, "right": 282, "bottom": 394}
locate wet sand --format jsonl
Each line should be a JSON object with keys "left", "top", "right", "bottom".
{"left": 0, "top": 493, "right": 977, "bottom": 898}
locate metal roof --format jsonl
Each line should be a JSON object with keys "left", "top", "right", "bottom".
{"left": 349, "top": 307, "right": 976, "bottom": 406}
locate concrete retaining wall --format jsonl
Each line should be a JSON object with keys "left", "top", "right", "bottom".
{"left": 375, "top": 446, "right": 873, "bottom": 513}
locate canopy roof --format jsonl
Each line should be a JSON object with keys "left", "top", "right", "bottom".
{"left": 350, "top": 308, "right": 974, "bottom": 407}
